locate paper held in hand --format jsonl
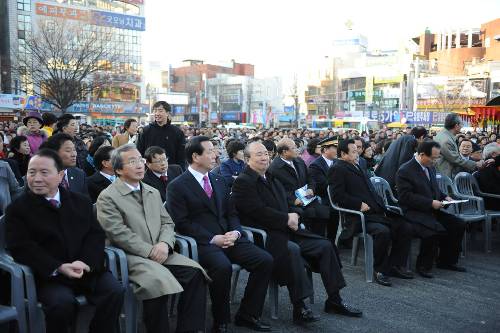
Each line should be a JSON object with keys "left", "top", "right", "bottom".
{"left": 295, "top": 185, "right": 318, "bottom": 206}
{"left": 442, "top": 199, "right": 469, "bottom": 205}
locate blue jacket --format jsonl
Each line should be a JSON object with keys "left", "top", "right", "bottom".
{"left": 220, "top": 158, "right": 245, "bottom": 187}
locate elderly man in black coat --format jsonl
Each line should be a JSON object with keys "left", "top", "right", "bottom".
{"left": 268, "top": 138, "right": 333, "bottom": 237}
{"left": 308, "top": 137, "right": 339, "bottom": 240}
{"left": 232, "top": 141, "right": 362, "bottom": 325}
{"left": 328, "top": 139, "right": 414, "bottom": 286}
{"left": 396, "top": 140, "right": 467, "bottom": 277}
{"left": 5, "top": 149, "right": 124, "bottom": 333}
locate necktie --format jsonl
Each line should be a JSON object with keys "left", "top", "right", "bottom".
{"left": 423, "top": 167, "right": 430, "bottom": 180}
{"left": 160, "top": 175, "right": 168, "bottom": 183}
{"left": 49, "top": 199, "right": 59, "bottom": 208}
{"left": 60, "top": 177, "right": 69, "bottom": 189}
{"left": 203, "top": 175, "right": 213, "bottom": 198}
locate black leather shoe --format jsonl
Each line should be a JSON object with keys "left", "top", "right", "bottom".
{"left": 389, "top": 266, "right": 414, "bottom": 279}
{"left": 212, "top": 323, "right": 228, "bottom": 333}
{"left": 374, "top": 272, "right": 392, "bottom": 286}
{"left": 416, "top": 267, "right": 434, "bottom": 278}
{"left": 234, "top": 312, "right": 271, "bottom": 332}
{"left": 324, "top": 300, "right": 363, "bottom": 317}
{"left": 436, "top": 264, "right": 467, "bottom": 272}
{"left": 293, "top": 306, "right": 320, "bottom": 325}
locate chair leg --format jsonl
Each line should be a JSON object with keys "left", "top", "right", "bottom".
{"left": 461, "top": 229, "right": 467, "bottom": 258}
{"left": 269, "top": 280, "right": 278, "bottom": 320}
{"left": 230, "top": 269, "right": 241, "bottom": 304}
{"left": 351, "top": 237, "right": 360, "bottom": 266}
{"left": 484, "top": 216, "right": 492, "bottom": 253}
{"left": 124, "top": 287, "right": 138, "bottom": 333}
{"left": 364, "top": 235, "right": 374, "bottom": 283}
{"left": 406, "top": 240, "right": 413, "bottom": 271}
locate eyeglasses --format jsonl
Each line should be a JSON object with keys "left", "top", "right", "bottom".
{"left": 151, "top": 158, "right": 168, "bottom": 164}
{"left": 125, "top": 158, "right": 146, "bottom": 167}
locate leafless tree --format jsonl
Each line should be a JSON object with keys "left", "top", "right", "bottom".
{"left": 13, "top": 18, "right": 117, "bottom": 112}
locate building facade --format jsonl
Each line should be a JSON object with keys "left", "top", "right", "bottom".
{"left": 0, "top": 0, "right": 147, "bottom": 124}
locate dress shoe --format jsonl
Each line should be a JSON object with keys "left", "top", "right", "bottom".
{"left": 389, "top": 266, "right": 414, "bottom": 279}
{"left": 373, "top": 272, "right": 392, "bottom": 286}
{"left": 324, "top": 300, "right": 363, "bottom": 317}
{"left": 293, "top": 305, "right": 320, "bottom": 325}
{"left": 234, "top": 312, "right": 271, "bottom": 332}
{"left": 416, "top": 267, "right": 434, "bottom": 278}
{"left": 436, "top": 264, "right": 467, "bottom": 272}
{"left": 211, "top": 323, "right": 228, "bottom": 333}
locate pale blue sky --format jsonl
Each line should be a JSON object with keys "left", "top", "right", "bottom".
{"left": 144, "top": 0, "right": 500, "bottom": 86}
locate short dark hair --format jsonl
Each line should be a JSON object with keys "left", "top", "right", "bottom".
{"left": 89, "top": 136, "right": 111, "bottom": 157}
{"left": 444, "top": 113, "right": 462, "bottom": 130}
{"left": 410, "top": 126, "right": 428, "bottom": 139}
{"left": 123, "top": 118, "right": 137, "bottom": 131}
{"left": 55, "top": 114, "right": 76, "bottom": 132}
{"left": 9, "top": 135, "right": 28, "bottom": 152}
{"left": 262, "top": 139, "right": 276, "bottom": 153}
{"left": 152, "top": 101, "right": 171, "bottom": 113}
{"left": 226, "top": 140, "right": 245, "bottom": 158}
{"left": 145, "top": 146, "right": 166, "bottom": 163}
{"left": 40, "top": 133, "right": 73, "bottom": 152}
{"left": 34, "top": 148, "right": 64, "bottom": 172}
{"left": 93, "top": 146, "right": 114, "bottom": 171}
{"left": 306, "top": 138, "right": 320, "bottom": 155}
{"left": 459, "top": 138, "right": 472, "bottom": 146}
{"left": 417, "top": 140, "right": 441, "bottom": 156}
{"left": 185, "top": 136, "right": 210, "bottom": 164}
{"left": 337, "top": 139, "right": 355, "bottom": 158}
{"left": 42, "top": 113, "right": 58, "bottom": 126}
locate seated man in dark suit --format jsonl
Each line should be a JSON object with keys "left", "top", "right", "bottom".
{"left": 143, "top": 146, "right": 182, "bottom": 203}
{"left": 40, "top": 133, "right": 89, "bottom": 197}
{"left": 308, "top": 137, "right": 339, "bottom": 240}
{"left": 5, "top": 149, "right": 124, "bottom": 333}
{"left": 396, "top": 140, "right": 467, "bottom": 277}
{"left": 328, "top": 139, "right": 413, "bottom": 286}
{"left": 86, "top": 146, "right": 115, "bottom": 203}
{"left": 167, "top": 136, "right": 274, "bottom": 333}
{"left": 268, "top": 138, "right": 333, "bottom": 238}
{"left": 232, "top": 142, "right": 362, "bottom": 325}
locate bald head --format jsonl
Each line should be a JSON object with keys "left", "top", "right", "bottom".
{"left": 246, "top": 142, "right": 270, "bottom": 175}
{"left": 276, "top": 138, "right": 298, "bottom": 160}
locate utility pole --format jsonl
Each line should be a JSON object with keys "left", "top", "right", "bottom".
{"left": 293, "top": 73, "right": 299, "bottom": 128}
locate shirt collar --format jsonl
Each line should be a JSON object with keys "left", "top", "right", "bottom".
{"left": 414, "top": 153, "right": 428, "bottom": 171}
{"left": 100, "top": 171, "right": 115, "bottom": 182}
{"left": 322, "top": 155, "right": 334, "bottom": 167}
{"left": 45, "top": 190, "right": 61, "bottom": 203}
{"left": 153, "top": 170, "right": 167, "bottom": 178}
{"left": 124, "top": 181, "right": 141, "bottom": 192}
{"left": 280, "top": 157, "right": 294, "bottom": 166}
{"left": 188, "top": 166, "right": 209, "bottom": 186}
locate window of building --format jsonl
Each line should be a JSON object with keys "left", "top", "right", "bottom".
{"left": 17, "top": 0, "right": 31, "bottom": 11}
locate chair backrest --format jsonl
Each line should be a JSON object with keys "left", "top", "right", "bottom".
{"left": 370, "top": 176, "right": 397, "bottom": 205}
{"left": 0, "top": 215, "right": 5, "bottom": 255}
{"left": 453, "top": 172, "right": 484, "bottom": 214}
{"left": 435, "top": 174, "right": 459, "bottom": 214}
{"left": 327, "top": 185, "right": 341, "bottom": 210}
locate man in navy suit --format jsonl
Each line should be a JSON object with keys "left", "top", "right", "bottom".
{"left": 40, "top": 133, "right": 89, "bottom": 197}
{"left": 86, "top": 146, "right": 115, "bottom": 203}
{"left": 308, "top": 137, "right": 339, "bottom": 240}
{"left": 167, "top": 136, "right": 273, "bottom": 333}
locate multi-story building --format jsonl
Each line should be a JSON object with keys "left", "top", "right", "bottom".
{"left": 170, "top": 59, "right": 254, "bottom": 125}
{"left": 207, "top": 74, "right": 282, "bottom": 126}
{"left": 0, "top": 0, "right": 147, "bottom": 125}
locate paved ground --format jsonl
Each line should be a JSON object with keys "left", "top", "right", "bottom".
{"left": 74, "top": 228, "right": 500, "bottom": 333}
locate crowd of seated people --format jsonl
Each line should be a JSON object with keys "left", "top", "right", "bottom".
{"left": 1, "top": 105, "right": 499, "bottom": 332}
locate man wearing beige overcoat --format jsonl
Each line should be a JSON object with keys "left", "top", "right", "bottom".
{"left": 97, "top": 144, "right": 208, "bottom": 333}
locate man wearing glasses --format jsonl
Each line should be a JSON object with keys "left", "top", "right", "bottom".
{"left": 137, "top": 100, "right": 187, "bottom": 169}
{"left": 143, "top": 146, "right": 182, "bottom": 203}
{"left": 96, "top": 144, "right": 209, "bottom": 333}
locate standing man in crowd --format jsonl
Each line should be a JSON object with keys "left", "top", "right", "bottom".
{"left": 97, "top": 144, "right": 208, "bottom": 333}
{"left": 396, "top": 141, "right": 467, "bottom": 277}
{"left": 458, "top": 139, "right": 473, "bottom": 160}
{"left": 6, "top": 149, "right": 124, "bottom": 333}
{"left": 143, "top": 146, "right": 182, "bottom": 203}
{"left": 41, "top": 112, "right": 58, "bottom": 137}
{"left": 232, "top": 141, "right": 362, "bottom": 326}
{"left": 167, "top": 136, "right": 273, "bottom": 333}
{"left": 40, "top": 133, "right": 88, "bottom": 197}
{"left": 137, "top": 101, "right": 186, "bottom": 169}
{"left": 328, "top": 139, "right": 414, "bottom": 286}
{"left": 435, "top": 114, "right": 483, "bottom": 178}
